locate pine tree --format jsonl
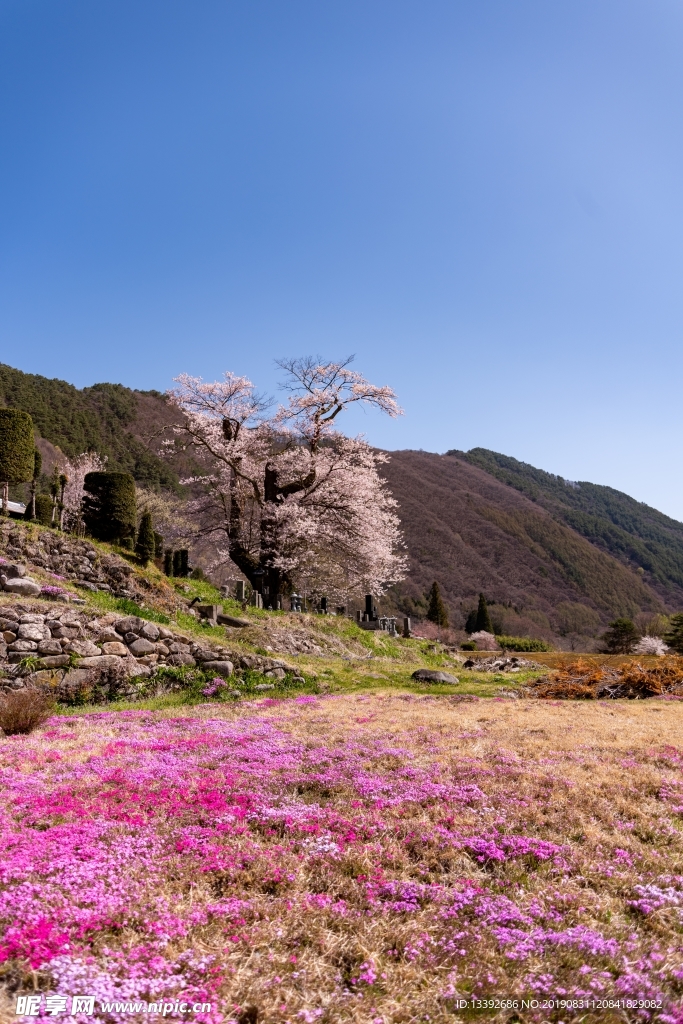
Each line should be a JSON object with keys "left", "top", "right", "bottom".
{"left": 164, "top": 549, "right": 174, "bottom": 576}
{"left": 427, "top": 581, "right": 448, "bottom": 627}
{"left": 475, "top": 593, "right": 493, "bottom": 634}
{"left": 465, "top": 608, "right": 478, "bottom": 634}
{"left": 135, "top": 511, "right": 156, "bottom": 566}
{"left": 601, "top": 618, "right": 639, "bottom": 654}
{"left": 664, "top": 613, "right": 683, "bottom": 654}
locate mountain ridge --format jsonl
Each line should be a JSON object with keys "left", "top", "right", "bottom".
{"left": 1, "top": 362, "right": 680, "bottom": 632}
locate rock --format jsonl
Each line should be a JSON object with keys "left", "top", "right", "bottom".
{"left": 1, "top": 563, "right": 26, "bottom": 578}
{"left": 9, "top": 640, "right": 38, "bottom": 652}
{"left": 264, "top": 668, "right": 286, "bottom": 680}
{"left": 67, "top": 640, "right": 102, "bottom": 658}
{"left": 61, "top": 667, "right": 92, "bottom": 685}
{"left": 17, "top": 623, "right": 49, "bottom": 642}
{"left": 254, "top": 683, "right": 275, "bottom": 691}
{"left": 292, "top": 676, "right": 306, "bottom": 684}
{"left": 411, "top": 669, "right": 459, "bottom": 684}
{"left": 102, "top": 641, "right": 128, "bottom": 656}
{"left": 155, "top": 644, "right": 169, "bottom": 656}
{"left": 139, "top": 622, "right": 160, "bottom": 641}
{"left": 124, "top": 632, "right": 139, "bottom": 644}
{"left": 128, "top": 638, "right": 156, "bottom": 656}
{"left": 217, "top": 615, "right": 251, "bottom": 628}
{"left": 124, "top": 658, "right": 152, "bottom": 678}
{"left": 38, "top": 655, "right": 71, "bottom": 669}
{"left": 19, "top": 613, "right": 45, "bottom": 624}
{"left": 24, "top": 668, "right": 63, "bottom": 688}
{"left": 38, "top": 640, "right": 64, "bottom": 656}
{"left": 201, "top": 660, "right": 234, "bottom": 676}
{"left": 114, "top": 616, "right": 143, "bottom": 636}
{"left": 167, "top": 653, "right": 196, "bottom": 667}
{"left": 77, "top": 655, "right": 124, "bottom": 670}
{"left": 1, "top": 577, "right": 41, "bottom": 597}
{"left": 2, "top": 630, "right": 16, "bottom": 643}
{"left": 169, "top": 642, "right": 191, "bottom": 654}
{"left": 76, "top": 580, "right": 98, "bottom": 592}
{"left": 98, "top": 629, "right": 120, "bottom": 643}
{"left": 157, "top": 627, "right": 174, "bottom": 640}
{"left": 0, "top": 642, "right": 6, "bottom": 659}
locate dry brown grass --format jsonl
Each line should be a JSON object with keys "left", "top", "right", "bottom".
{"left": 0, "top": 686, "right": 55, "bottom": 735}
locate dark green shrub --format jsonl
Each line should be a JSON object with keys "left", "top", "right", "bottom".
{"left": 601, "top": 618, "right": 639, "bottom": 654}
{"left": 464, "top": 608, "right": 478, "bottom": 633}
{"left": 34, "top": 493, "right": 54, "bottom": 526}
{"left": 427, "top": 581, "right": 448, "bottom": 627}
{"left": 82, "top": 471, "right": 136, "bottom": 547}
{"left": 173, "top": 549, "right": 189, "bottom": 577}
{"left": 495, "top": 635, "right": 552, "bottom": 652}
{"left": 163, "top": 549, "right": 174, "bottom": 576}
{"left": 460, "top": 641, "right": 476, "bottom": 651}
{"left": 135, "top": 510, "right": 155, "bottom": 566}
{"left": 154, "top": 532, "right": 164, "bottom": 559}
{"left": 0, "top": 410, "right": 34, "bottom": 514}
{"left": 475, "top": 593, "right": 493, "bottom": 634}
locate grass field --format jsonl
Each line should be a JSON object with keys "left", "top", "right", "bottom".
{"left": 1, "top": 692, "right": 682, "bottom": 1024}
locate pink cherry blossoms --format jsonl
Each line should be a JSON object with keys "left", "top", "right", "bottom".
{"left": 166, "top": 358, "right": 407, "bottom": 601}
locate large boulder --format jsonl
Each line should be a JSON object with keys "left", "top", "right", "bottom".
{"left": 1, "top": 576, "right": 41, "bottom": 597}
{"left": 411, "top": 669, "right": 459, "bottom": 684}
{"left": 17, "top": 623, "right": 49, "bottom": 642}
{"left": 202, "top": 660, "right": 234, "bottom": 676}
{"left": 114, "top": 616, "right": 143, "bottom": 636}
{"left": 128, "top": 637, "right": 156, "bottom": 656}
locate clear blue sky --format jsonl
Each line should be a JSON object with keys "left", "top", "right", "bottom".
{"left": 2, "top": 1, "right": 683, "bottom": 516}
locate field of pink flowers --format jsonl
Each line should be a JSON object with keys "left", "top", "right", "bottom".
{"left": 1, "top": 693, "right": 682, "bottom": 1023}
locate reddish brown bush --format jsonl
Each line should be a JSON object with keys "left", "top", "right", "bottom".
{"left": 0, "top": 687, "right": 56, "bottom": 735}
{"left": 525, "top": 658, "right": 683, "bottom": 700}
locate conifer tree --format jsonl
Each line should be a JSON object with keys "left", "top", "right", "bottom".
{"left": 664, "top": 613, "right": 683, "bottom": 654}
{"left": 135, "top": 511, "right": 156, "bottom": 566}
{"left": 601, "top": 618, "right": 639, "bottom": 654}
{"left": 427, "top": 581, "right": 449, "bottom": 627}
{"left": 164, "top": 549, "right": 174, "bottom": 576}
{"left": 465, "top": 608, "right": 478, "bottom": 634}
{"left": 475, "top": 593, "right": 493, "bottom": 634}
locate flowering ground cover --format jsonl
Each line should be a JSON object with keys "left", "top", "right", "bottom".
{"left": 1, "top": 693, "right": 682, "bottom": 1023}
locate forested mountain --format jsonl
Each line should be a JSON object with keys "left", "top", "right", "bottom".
{"left": 0, "top": 363, "right": 181, "bottom": 489}
{"left": 459, "top": 448, "right": 683, "bottom": 606}
{"left": 2, "top": 362, "right": 681, "bottom": 632}
{"left": 380, "top": 450, "right": 681, "bottom": 634}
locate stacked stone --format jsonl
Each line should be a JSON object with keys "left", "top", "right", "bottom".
{"left": 0, "top": 602, "right": 303, "bottom": 700}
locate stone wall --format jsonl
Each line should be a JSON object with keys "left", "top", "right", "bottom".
{"left": 0, "top": 599, "right": 300, "bottom": 704}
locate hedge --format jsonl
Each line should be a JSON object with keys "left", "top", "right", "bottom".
{"left": 495, "top": 635, "right": 553, "bottom": 653}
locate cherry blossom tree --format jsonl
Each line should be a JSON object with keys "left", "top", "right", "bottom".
{"left": 167, "top": 357, "right": 407, "bottom": 603}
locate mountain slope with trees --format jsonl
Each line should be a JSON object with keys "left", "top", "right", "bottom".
{"left": 0, "top": 363, "right": 181, "bottom": 489}
{"left": 380, "top": 450, "right": 672, "bottom": 635}
{"left": 458, "top": 448, "right": 683, "bottom": 606}
{"left": 2, "top": 363, "right": 681, "bottom": 634}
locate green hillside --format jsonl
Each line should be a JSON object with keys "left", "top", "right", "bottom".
{"left": 457, "top": 448, "right": 683, "bottom": 603}
{"left": 0, "top": 363, "right": 178, "bottom": 489}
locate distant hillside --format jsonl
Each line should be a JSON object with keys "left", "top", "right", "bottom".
{"left": 0, "top": 363, "right": 180, "bottom": 489}
{"left": 381, "top": 450, "right": 673, "bottom": 635}
{"left": 459, "top": 448, "right": 683, "bottom": 608}
{"left": 3, "top": 363, "right": 681, "bottom": 633}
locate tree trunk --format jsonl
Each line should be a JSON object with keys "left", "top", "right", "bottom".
{"left": 1, "top": 481, "right": 7, "bottom": 516}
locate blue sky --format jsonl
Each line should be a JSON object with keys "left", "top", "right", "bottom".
{"left": 2, "top": 1, "right": 683, "bottom": 516}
